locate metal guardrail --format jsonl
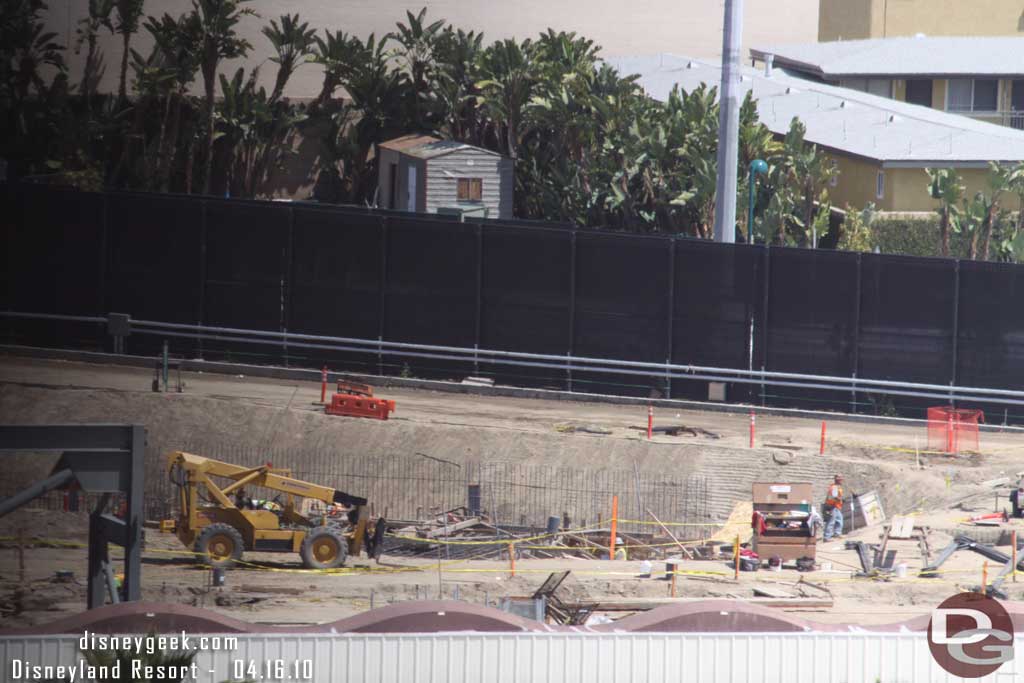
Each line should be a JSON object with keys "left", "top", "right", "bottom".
{"left": 4, "top": 310, "right": 1024, "bottom": 408}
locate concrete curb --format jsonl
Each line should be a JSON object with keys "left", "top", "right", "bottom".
{"left": 2, "top": 344, "right": 1021, "bottom": 433}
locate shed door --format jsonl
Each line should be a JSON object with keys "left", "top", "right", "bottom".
{"left": 407, "top": 165, "right": 417, "bottom": 212}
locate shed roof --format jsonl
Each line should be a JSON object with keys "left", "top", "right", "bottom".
{"left": 378, "top": 134, "right": 441, "bottom": 152}
{"left": 750, "top": 37, "right": 1024, "bottom": 79}
{"left": 606, "top": 54, "right": 1024, "bottom": 165}
{"left": 379, "top": 135, "right": 504, "bottom": 160}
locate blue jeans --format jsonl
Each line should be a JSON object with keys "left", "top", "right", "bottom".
{"left": 824, "top": 506, "right": 843, "bottom": 540}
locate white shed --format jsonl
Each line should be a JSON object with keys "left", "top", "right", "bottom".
{"left": 376, "top": 135, "right": 514, "bottom": 219}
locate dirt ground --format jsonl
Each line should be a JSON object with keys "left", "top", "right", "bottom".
{"left": 1, "top": 356, "right": 1023, "bottom": 629}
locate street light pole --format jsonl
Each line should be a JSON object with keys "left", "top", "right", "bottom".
{"left": 747, "top": 159, "right": 768, "bottom": 243}
{"left": 712, "top": 0, "right": 745, "bottom": 243}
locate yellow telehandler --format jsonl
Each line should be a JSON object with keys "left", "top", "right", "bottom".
{"left": 166, "top": 451, "right": 383, "bottom": 569}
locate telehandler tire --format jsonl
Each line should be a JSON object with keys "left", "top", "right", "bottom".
{"left": 194, "top": 523, "right": 244, "bottom": 568}
{"left": 301, "top": 527, "right": 348, "bottom": 570}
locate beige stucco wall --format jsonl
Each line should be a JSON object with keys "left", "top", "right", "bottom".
{"left": 828, "top": 153, "right": 993, "bottom": 212}
{"left": 818, "top": 0, "right": 878, "bottom": 41}
{"left": 883, "top": 0, "right": 1024, "bottom": 39}
{"left": 892, "top": 79, "right": 906, "bottom": 102}
{"left": 820, "top": 0, "right": 1024, "bottom": 41}
{"left": 884, "top": 167, "right": 991, "bottom": 212}
{"left": 932, "top": 80, "right": 947, "bottom": 110}
{"left": 828, "top": 154, "right": 886, "bottom": 210}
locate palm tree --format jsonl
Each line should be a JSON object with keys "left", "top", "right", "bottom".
{"left": 262, "top": 13, "right": 315, "bottom": 103}
{"left": 191, "top": 0, "right": 255, "bottom": 194}
{"left": 113, "top": 0, "right": 145, "bottom": 102}
{"left": 926, "top": 167, "right": 964, "bottom": 257}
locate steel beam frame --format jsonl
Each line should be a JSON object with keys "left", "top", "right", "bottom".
{"left": 0, "top": 424, "right": 145, "bottom": 609}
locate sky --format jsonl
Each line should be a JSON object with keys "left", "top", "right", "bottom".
{"left": 43, "top": 0, "right": 819, "bottom": 98}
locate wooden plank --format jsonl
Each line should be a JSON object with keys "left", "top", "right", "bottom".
{"left": 751, "top": 585, "right": 795, "bottom": 598}
{"left": 562, "top": 597, "right": 833, "bottom": 611}
{"left": 424, "top": 517, "right": 482, "bottom": 538}
{"left": 889, "top": 515, "right": 915, "bottom": 539}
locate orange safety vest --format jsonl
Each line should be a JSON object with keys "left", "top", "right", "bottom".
{"left": 826, "top": 484, "right": 844, "bottom": 509}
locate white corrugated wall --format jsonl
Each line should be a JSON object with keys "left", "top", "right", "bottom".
{"left": 2, "top": 632, "right": 1020, "bottom": 682}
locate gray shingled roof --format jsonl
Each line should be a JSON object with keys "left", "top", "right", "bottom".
{"left": 750, "top": 37, "right": 1024, "bottom": 78}
{"left": 379, "top": 134, "right": 503, "bottom": 160}
{"left": 606, "top": 54, "right": 1024, "bottom": 165}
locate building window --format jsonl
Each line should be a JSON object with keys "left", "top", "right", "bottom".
{"left": 457, "top": 178, "right": 482, "bottom": 202}
{"left": 947, "top": 78, "right": 998, "bottom": 112}
{"left": 875, "top": 171, "right": 885, "bottom": 199}
{"left": 905, "top": 79, "right": 933, "bottom": 108}
{"left": 840, "top": 78, "right": 893, "bottom": 99}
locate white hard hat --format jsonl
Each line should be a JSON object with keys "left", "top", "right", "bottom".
{"left": 616, "top": 537, "right": 623, "bottom": 543}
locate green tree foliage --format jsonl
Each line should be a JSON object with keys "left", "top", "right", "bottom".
{"left": 193, "top": 0, "right": 255, "bottom": 194}
{"left": 113, "top": 0, "right": 145, "bottom": 102}
{"left": 836, "top": 203, "right": 876, "bottom": 253}
{"left": 0, "top": 4, "right": 850, "bottom": 240}
{"left": 0, "top": 0, "right": 67, "bottom": 178}
{"left": 262, "top": 13, "right": 315, "bottom": 104}
{"left": 926, "top": 167, "right": 964, "bottom": 258}
{"left": 75, "top": 0, "right": 113, "bottom": 100}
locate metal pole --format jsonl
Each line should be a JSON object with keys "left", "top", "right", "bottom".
{"left": 162, "top": 340, "right": 169, "bottom": 390}
{"left": 950, "top": 260, "right": 960, "bottom": 409}
{"left": 665, "top": 239, "right": 675, "bottom": 399}
{"left": 747, "top": 167, "right": 757, "bottom": 241}
{"left": 712, "top": 0, "right": 745, "bottom": 243}
{"left": 567, "top": 231, "right": 577, "bottom": 391}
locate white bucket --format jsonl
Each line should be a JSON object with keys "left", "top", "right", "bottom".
{"left": 894, "top": 563, "right": 908, "bottom": 578}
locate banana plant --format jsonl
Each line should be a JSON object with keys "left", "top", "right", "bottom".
{"left": 192, "top": 0, "right": 256, "bottom": 194}
{"left": 143, "top": 11, "right": 202, "bottom": 191}
{"left": 75, "top": 0, "right": 114, "bottom": 101}
{"left": 263, "top": 13, "right": 315, "bottom": 103}
{"left": 475, "top": 38, "right": 537, "bottom": 160}
{"left": 389, "top": 8, "right": 446, "bottom": 126}
{"left": 309, "top": 29, "right": 359, "bottom": 109}
{"left": 432, "top": 26, "right": 483, "bottom": 141}
{"left": 926, "top": 167, "right": 964, "bottom": 257}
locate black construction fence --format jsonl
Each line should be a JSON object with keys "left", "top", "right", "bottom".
{"left": 2, "top": 182, "right": 1023, "bottom": 422}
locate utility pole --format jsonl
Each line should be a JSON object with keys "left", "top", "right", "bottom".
{"left": 713, "top": 0, "right": 744, "bottom": 243}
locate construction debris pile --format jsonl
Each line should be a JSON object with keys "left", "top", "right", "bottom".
{"left": 381, "top": 507, "right": 714, "bottom": 561}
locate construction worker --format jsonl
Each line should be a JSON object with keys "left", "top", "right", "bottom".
{"left": 1011, "top": 479, "right": 1024, "bottom": 518}
{"left": 823, "top": 474, "right": 845, "bottom": 541}
{"left": 614, "top": 537, "right": 628, "bottom": 561}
